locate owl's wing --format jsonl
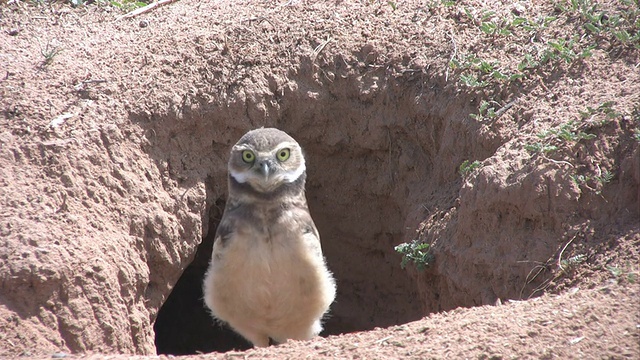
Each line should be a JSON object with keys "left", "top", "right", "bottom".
{"left": 213, "top": 213, "right": 236, "bottom": 247}
{"left": 296, "top": 208, "right": 324, "bottom": 259}
{"left": 209, "top": 208, "right": 241, "bottom": 265}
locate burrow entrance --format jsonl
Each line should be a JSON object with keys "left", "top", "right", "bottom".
{"left": 151, "top": 72, "right": 496, "bottom": 355}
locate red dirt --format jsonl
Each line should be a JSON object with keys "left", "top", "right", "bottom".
{"left": 1, "top": 0, "right": 638, "bottom": 358}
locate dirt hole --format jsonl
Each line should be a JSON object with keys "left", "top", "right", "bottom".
{"left": 154, "top": 169, "right": 425, "bottom": 355}
{"left": 149, "top": 73, "right": 491, "bottom": 355}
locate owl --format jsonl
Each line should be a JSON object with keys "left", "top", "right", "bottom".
{"left": 202, "top": 128, "right": 336, "bottom": 347}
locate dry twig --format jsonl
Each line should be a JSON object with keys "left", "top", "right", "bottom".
{"left": 116, "top": 0, "right": 180, "bottom": 21}
{"left": 445, "top": 30, "right": 457, "bottom": 82}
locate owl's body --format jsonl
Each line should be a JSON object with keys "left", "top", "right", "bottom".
{"left": 203, "top": 128, "right": 336, "bottom": 347}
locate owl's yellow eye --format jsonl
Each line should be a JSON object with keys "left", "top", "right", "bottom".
{"left": 276, "top": 148, "right": 290, "bottom": 161}
{"left": 242, "top": 150, "right": 255, "bottom": 163}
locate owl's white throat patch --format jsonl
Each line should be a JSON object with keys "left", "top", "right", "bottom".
{"left": 229, "top": 169, "right": 251, "bottom": 184}
{"left": 279, "top": 161, "right": 306, "bottom": 183}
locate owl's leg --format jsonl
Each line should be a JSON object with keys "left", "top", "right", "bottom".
{"left": 272, "top": 319, "right": 323, "bottom": 344}
{"left": 232, "top": 325, "right": 270, "bottom": 347}
{"left": 268, "top": 337, "right": 285, "bottom": 346}
{"left": 310, "top": 319, "right": 323, "bottom": 337}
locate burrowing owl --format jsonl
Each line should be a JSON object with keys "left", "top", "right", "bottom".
{"left": 202, "top": 128, "right": 336, "bottom": 347}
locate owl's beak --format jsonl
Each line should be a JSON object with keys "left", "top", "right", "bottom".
{"left": 256, "top": 160, "right": 272, "bottom": 180}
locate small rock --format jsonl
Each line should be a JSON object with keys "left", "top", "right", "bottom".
{"left": 51, "top": 353, "right": 68, "bottom": 359}
{"left": 512, "top": 3, "right": 526, "bottom": 16}
{"left": 7, "top": 28, "right": 20, "bottom": 36}
{"left": 139, "top": 20, "right": 149, "bottom": 28}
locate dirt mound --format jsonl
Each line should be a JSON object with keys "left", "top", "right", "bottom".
{"left": 1, "top": 0, "right": 638, "bottom": 358}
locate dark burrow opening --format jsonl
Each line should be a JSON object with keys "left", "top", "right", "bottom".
{"left": 154, "top": 199, "right": 254, "bottom": 355}
{"left": 154, "top": 184, "right": 424, "bottom": 355}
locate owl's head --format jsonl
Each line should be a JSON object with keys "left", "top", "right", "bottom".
{"left": 228, "top": 128, "right": 306, "bottom": 193}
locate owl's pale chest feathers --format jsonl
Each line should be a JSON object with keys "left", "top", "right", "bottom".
{"left": 236, "top": 200, "right": 308, "bottom": 243}
{"left": 204, "top": 198, "right": 334, "bottom": 346}
{"left": 213, "top": 198, "right": 321, "bottom": 283}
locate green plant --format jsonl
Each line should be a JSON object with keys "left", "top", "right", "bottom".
{"left": 479, "top": 17, "right": 513, "bottom": 37}
{"left": 633, "top": 128, "right": 640, "bottom": 143}
{"left": 524, "top": 142, "right": 558, "bottom": 154}
{"left": 556, "top": 0, "right": 640, "bottom": 48}
{"left": 543, "top": 37, "right": 594, "bottom": 63}
{"left": 570, "top": 174, "right": 589, "bottom": 185}
{"left": 39, "top": 41, "right": 62, "bottom": 67}
{"left": 606, "top": 265, "right": 623, "bottom": 277}
{"left": 447, "top": 0, "right": 637, "bottom": 105}
{"left": 538, "top": 121, "right": 596, "bottom": 143}
{"left": 463, "top": 8, "right": 514, "bottom": 36}
{"left": 449, "top": 54, "right": 519, "bottom": 87}
{"left": 470, "top": 100, "right": 497, "bottom": 121}
{"left": 606, "top": 264, "right": 638, "bottom": 284}
{"left": 515, "top": 15, "right": 558, "bottom": 31}
{"left": 458, "top": 73, "right": 488, "bottom": 88}
{"left": 427, "top": 0, "right": 455, "bottom": 8}
{"left": 579, "top": 101, "right": 622, "bottom": 124}
{"left": 570, "top": 169, "right": 613, "bottom": 194}
{"left": 459, "top": 159, "right": 481, "bottom": 177}
{"left": 526, "top": 120, "right": 595, "bottom": 154}
{"left": 595, "top": 170, "right": 614, "bottom": 184}
{"left": 559, "top": 254, "right": 586, "bottom": 273}
{"left": 394, "top": 240, "right": 434, "bottom": 271}
{"left": 109, "top": 0, "right": 147, "bottom": 11}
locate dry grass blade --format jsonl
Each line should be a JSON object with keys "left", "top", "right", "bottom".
{"left": 312, "top": 37, "right": 333, "bottom": 63}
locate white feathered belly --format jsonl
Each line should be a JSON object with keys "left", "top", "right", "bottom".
{"left": 204, "top": 230, "right": 335, "bottom": 340}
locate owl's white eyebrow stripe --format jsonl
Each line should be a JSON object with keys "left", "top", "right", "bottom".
{"left": 275, "top": 142, "right": 298, "bottom": 149}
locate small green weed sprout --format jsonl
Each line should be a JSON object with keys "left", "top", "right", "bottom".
{"left": 559, "top": 254, "right": 586, "bottom": 273}
{"left": 595, "top": 170, "right": 614, "bottom": 184}
{"left": 606, "top": 263, "right": 639, "bottom": 284}
{"left": 525, "top": 120, "right": 596, "bottom": 157}
{"left": 40, "top": 41, "right": 62, "bottom": 67}
{"left": 470, "top": 100, "right": 497, "bottom": 121}
{"left": 387, "top": 1, "right": 397, "bottom": 11}
{"left": 606, "top": 265, "right": 623, "bottom": 277}
{"left": 544, "top": 37, "right": 594, "bottom": 63}
{"left": 538, "top": 121, "right": 596, "bottom": 143}
{"left": 459, "top": 159, "right": 481, "bottom": 177}
{"left": 579, "top": 101, "right": 622, "bottom": 125}
{"left": 394, "top": 240, "right": 434, "bottom": 271}
{"left": 556, "top": 0, "right": 640, "bottom": 48}
{"left": 570, "top": 169, "right": 613, "bottom": 194}
{"left": 459, "top": 73, "right": 488, "bottom": 88}
{"left": 524, "top": 142, "right": 558, "bottom": 154}
{"left": 431, "top": 0, "right": 455, "bottom": 7}
{"left": 109, "top": 0, "right": 147, "bottom": 12}
{"left": 449, "top": 55, "right": 517, "bottom": 87}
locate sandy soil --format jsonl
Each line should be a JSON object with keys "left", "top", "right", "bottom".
{"left": 1, "top": 0, "right": 638, "bottom": 358}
